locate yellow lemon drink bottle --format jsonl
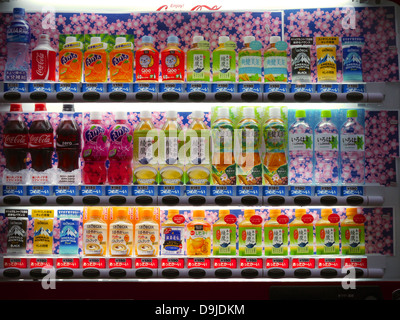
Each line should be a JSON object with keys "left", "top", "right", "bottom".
{"left": 187, "top": 210, "right": 211, "bottom": 256}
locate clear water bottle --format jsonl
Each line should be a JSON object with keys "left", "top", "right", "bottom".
{"left": 5, "top": 8, "right": 31, "bottom": 82}
{"left": 314, "top": 110, "right": 339, "bottom": 185}
{"left": 340, "top": 109, "right": 365, "bottom": 185}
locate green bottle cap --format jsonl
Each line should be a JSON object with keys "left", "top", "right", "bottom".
{"left": 321, "top": 110, "right": 332, "bottom": 118}
{"left": 347, "top": 109, "right": 358, "bottom": 118}
{"left": 295, "top": 110, "right": 306, "bottom": 118}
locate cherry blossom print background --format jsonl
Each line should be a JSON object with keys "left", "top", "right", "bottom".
{"left": 0, "top": 206, "right": 394, "bottom": 255}
{"left": 0, "top": 7, "right": 398, "bottom": 81}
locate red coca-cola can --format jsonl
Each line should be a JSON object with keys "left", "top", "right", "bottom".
{"left": 31, "top": 34, "right": 56, "bottom": 81}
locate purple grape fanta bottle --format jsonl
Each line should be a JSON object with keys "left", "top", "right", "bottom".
{"left": 340, "top": 109, "right": 365, "bottom": 185}
{"left": 288, "top": 110, "right": 313, "bottom": 184}
{"left": 314, "top": 110, "right": 339, "bottom": 184}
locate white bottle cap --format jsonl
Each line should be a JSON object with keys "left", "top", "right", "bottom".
{"left": 219, "top": 36, "right": 230, "bottom": 44}
{"left": 115, "top": 111, "right": 127, "bottom": 120}
{"left": 90, "top": 37, "right": 101, "bottom": 45}
{"left": 191, "top": 110, "right": 204, "bottom": 119}
{"left": 217, "top": 107, "right": 230, "bottom": 119}
{"left": 269, "top": 107, "right": 281, "bottom": 119}
{"left": 65, "top": 36, "right": 77, "bottom": 44}
{"left": 242, "top": 107, "right": 255, "bottom": 119}
{"left": 165, "top": 110, "right": 177, "bottom": 119}
{"left": 269, "top": 36, "right": 281, "bottom": 44}
{"left": 193, "top": 36, "right": 204, "bottom": 44}
{"left": 141, "top": 110, "right": 151, "bottom": 119}
{"left": 90, "top": 111, "right": 102, "bottom": 121}
{"left": 115, "top": 37, "right": 127, "bottom": 46}
{"left": 243, "top": 36, "right": 255, "bottom": 44}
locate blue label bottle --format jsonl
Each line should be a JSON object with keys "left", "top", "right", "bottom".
{"left": 59, "top": 218, "right": 80, "bottom": 255}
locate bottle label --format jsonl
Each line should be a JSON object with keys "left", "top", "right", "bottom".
{"left": 289, "top": 133, "right": 313, "bottom": 151}
{"left": 7, "top": 25, "right": 30, "bottom": 43}
{"left": 165, "top": 137, "right": 178, "bottom": 163}
{"left": 264, "top": 55, "right": 288, "bottom": 82}
{"left": 136, "top": 224, "right": 158, "bottom": 256}
{"left": 190, "top": 136, "right": 207, "bottom": 164}
{"left": 316, "top": 225, "right": 339, "bottom": 254}
{"left": 265, "top": 226, "right": 288, "bottom": 255}
{"left": 290, "top": 225, "right": 313, "bottom": 255}
{"left": 28, "top": 133, "right": 54, "bottom": 149}
{"left": 187, "top": 225, "right": 211, "bottom": 255}
{"left": 341, "top": 134, "right": 364, "bottom": 151}
{"left": 239, "top": 226, "right": 262, "bottom": 256}
{"left": 161, "top": 49, "right": 185, "bottom": 81}
{"left": 342, "top": 226, "right": 365, "bottom": 255}
{"left": 84, "top": 223, "right": 107, "bottom": 256}
{"left": 33, "top": 218, "right": 53, "bottom": 254}
{"left": 109, "top": 125, "right": 133, "bottom": 160}
{"left": 291, "top": 47, "right": 311, "bottom": 80}
{"left": 265, "top": 126, "right": 285, "bottom": 150}
{"left": 4, "top": 133, "right": 29, "bottom": 148}
{"left": 317, "top": 46, "right": 337, "bottom": 82}
{"left": 136, "top": 49, "right": 159, "bottom": 81}
{"left": 59, "top": 219, "right": 79, "bottom": 254}
{"left": 213, "top": 225, "right": 236, "bottom": 255}
{"left": 238, "top": 54, "right": 262, "bottom": 82}
{"left": 7, "top": 218, "right": 27, "bottom": 253}
{"left": 138, "top": 136, "right": 154, "bottom": 164}
{"left": 213, "top": 51, "right": 236, "bottom": 82}
{"left": 110, "top": 224, "right": 133, "bottom": 256}
{"left": 32, "top": 50, "right": 56, "bottom": 81}
{"left": 161, "top": 226, "right": 184, "bottom": 255}
{"left": 315, "top": 133, "right": 338, "bottom": 151}
{"left": 56, "top": 130, "right": 80, "bottom": 148}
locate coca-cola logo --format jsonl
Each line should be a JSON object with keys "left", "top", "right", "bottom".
{"left": 61, "top": 52, "right": 78, "bottom": 65}
{"left": 57, "top": 134, "right": 79, "bottom": 147}
{"left": 112, "top": 53, "right": 129, "bottom": 67}
{"left": 85, "top": 125, "right": 104, "bottom": 142}
{"left": 110, "top": 126, "right": 129, "bottom": 141}
{"left": 85, "top": 54, "right": 102, "bottom": 67}
{"left": 35, "top": 52, "right": 46, "bottom": 76}
{"left": 29, "top": 133, "right": 53, "bottom": 148}
{"left": 4, "top": 134, "right": 28, "bottom": 148}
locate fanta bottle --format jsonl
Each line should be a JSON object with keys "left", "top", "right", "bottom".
{"left": 84, "top": 37, "right": 108, "bottom": 82}
{"left": 135, "top": 36, "right": 159, "bottom": 82}
{"left": 59, "top": 36, "right": 83, "bottom": 82}
{"left": 110, "top": 37, "right": 133, "bottom": 82}
{"left": 161, "top": 35, "right": 185, "bottom": 82}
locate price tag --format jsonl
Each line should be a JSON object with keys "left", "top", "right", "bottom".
{"left": 266, "top": 258, "right": 289, "bottom": 269}
{"left": 316, "top": 84, "right": 339, "bottom": 93}
{"left": 264, "top": 83, "right": 287, "bottom": 93}
{"left": 135, "top": 258, "right": 158, "bottom": 269}
{"left": 2, "top": 185, "right": 24, "bottom": 196}
{"left": 105, "top": 185, "right": 129, "bottom": 196}
{"left": 238, "top": 83, "right": 261, "bottom": 93}
{"left": 132, "top": 185, "right": 155, "bottom": 196}
{"left": 290, "top": 84, "right": 314, "bottom": 93}
{"left": 109, "top": 258, "right": 133, "bottom": 269}
{"left": 211, "top": 186, "right": 233, "bottom": 196}
{"left": 292, "top": 258, "right": 315, "bottom": 269}
{"left": 161, "top": 258, "right": 185, "bottom": 269}
{"left": 82, "top": 258, "right": 106, "bottom": 269}
{"left": 56, "top": 258, "right": 80, "bottom": 269}
{"left": 159, "top": 186, "right": 181, "bottom": 196}
{"left": 80, "top": 185, "right": 103, "bottom": 196}
{"left": 318, "top": 258, "right": 341, "bottom": 269}
{"left": 30, "top": 258, "right": 54, "bottom": 269}
{"left": 341, "top": 186, "right": 364, "bottom": 196}
{"left": 186, "top": 186, "right": 207, "bottom": 196}
{"left": 237, "top": 186, "right": 259, "bottom": 196}
{"left": 214, "top": 258, "right": 237, "bottom": 269}
{"left": 187, "top": 258, "right": 211, "bottom": 269}
{"left": 81, "top": 83, "right": 105, "bottom": 92}
{"left": 27, "top": 185, "right": 51, "bottom": 196}
{"left": 133, "top": 83, "right": 157, "bottom": 92}
{"left": 239, "top": 258, "right": 263, "bottom": 269}
{"left": 28, "top": 83, "right": 53, "bottom": 92}
{"left": 54, "top": 185, "right": 77, "bottom": 196}
{"left": 342, "top": 84, "right": 365, "bottom": 93}
{"left": 186, "top": 83, "right": 209, "bottom": 93}
{"left": 343, "top": 258, "right": 367, "bottom": 269}
{"left": 4, "top": 83, "right": 26, "bottom": 92}
{"left": 315, "top": 186, "right": 338, "bottom": 196}
{"left": 263, "top": 186, "right": 285, "bottom": 196}
{"left": 55, "top": 83, "right": 79, "bottom": 92}
{"left": 211, "top": 83, "right": 235, "bottom": 93}
{"left": 289, "top": 186, "right": 312, "bottom": 196}
{"left": 107, "top": 83, "right": 131, "bottom": 92}
{"left": 4, "top": 258, "right": 28, "bottom": 269}
{"left": 159, "top": 83, "right": 183, "bottom": 93}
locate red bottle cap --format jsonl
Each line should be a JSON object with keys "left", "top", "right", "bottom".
{"left": 35, "top": 103, "right": 47, "bottom": 111}
{"left": 10, "top": 104, "right": 22, "bottom": 112}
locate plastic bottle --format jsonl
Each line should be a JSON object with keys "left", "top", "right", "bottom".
{"left": 56, "top": 104, "right": 81, "bottom": 174}
{"left": 262, "top": 107, "right": 288, "bottom": 185}
{"left": 82, "top": 112, "right": 108, "bottom": 185}
{"left": 316, "top": 37, "right": 338, "bottom": 82}
{"left": 185, "top": 110, "right": 211, "bottom": 185}
{"left": 110, "top": 36, "right": 134, "bottom": 82}
{"left": 238, "top": 209, "right": 263, "bottom": 256}
{"left": 340, "top": 109, "right": 365, "bottom": 185}
{"left": 108, "top": 111, "right": 133, "bottom": 185}
{"left": 84, "top": 36, "right": 108, "bottom": 82}
{"left": 161, "top": 209, "right": 185, "bottom": 255}
{"left": 236, "top": 107, "right": 262, "bottom": 185}
{"left": 160, "top": 35, "right": 185, "bottom": 82}
{"left": 33, "top": 214, "right": 54, "bottom": 255}
{"left": 83, "top": 207, "right": 108, "bottom": 256}
{"left": 59, "top": 36, "right": 83, "bottom": 82}
{"left": 315, "top": 208, "right": 340, "bottom": 255}
{"left": 290, "top": 37, "right": 313, "bottom": 83}
{"left": 5, "top": 8, "right": 31, "bottom": 82}
{"left": 59, "top": 215, "right": 80, "bottom": 255}
{"left": 186, "top": 35, "right": 210, "bottom": 82}
{"left": 264, "top": 36, "right": 288, "bottom": 82}
{"left": 342, "top": 37, "right": 364, "bottom": 82}
{"left": 264, "top": 209, "right": 288, "bottom": 256}
{"left": 109, "top": 207, "right": 134, "bottom": 256}
{"left": 187, "top": 210, "right": 211, "bottom": 256}
{"left": 28, "top": 103, "right": 54, "bottom": 172}
{"left": 135, "top": 209, "right": 159, "bottom": 257}
{"left": 314, "top": 110, "right": 339, "bottom": 184}
{"left": 238, "top": 36, "right": 262, "bottom": 82}
{"left": 212, "top": 36, "right": 236, "bottom": 82}
{"left": 213, "top": 209, "right": 236, "bottom": 256}
{"left": 31, "top": 34, "right": 56, "bottom": 81}
{"left": 3, "top": 103, "right": 29, "bottom": 173}
{"left": 135, "top": 36, "right": 159, "bottom": 82}
{"left": 288, "top": 110, "right": 313, "bottom": 185}
{"left": 341, "top": 208, "right": 365, "bottom": 255}
{"left": 289, "top": 208, "right": 314, "bottom": 255}
{"left": 6, "top": 209, "right": 28, "bottom": 254}
{"left": 211, "top": 107, "right": 236, "bottom": 185}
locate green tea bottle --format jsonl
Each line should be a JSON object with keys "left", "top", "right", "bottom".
{"left": 212, "top": 36, "right": 236, "bottom": 82}
{"left": 186, "top": 36, "right": 210, "bottom": 82}
{"left": 213, "top": 209, "right": 236, "bottom": 256}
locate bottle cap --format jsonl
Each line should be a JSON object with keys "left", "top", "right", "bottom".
{"left": 34, "top": 103, "right": 47, "bottom": 112}
{"left": 167, "top": 209, "right": 180, "bottom": 218}
{"left": 141, "top": 209, "right": 154, "bottom": 219}
{"left": 219, "top": 209, "right": 230, "bottom": 217}
{"left": 37, "top": 34, "right": 50, "bottom": 44}
{"left": 321, "top": 208, "right": 333, "bottom": 217}
{"left": 295, "top": 208, "right": 307, "bottom": 217}
{"left": 193, "top": 36, "right": 204, "bottom": 44}
{"left": 115, "top": 37, "right": 126, "bottom": 46}
{"left": 114, "top": 207, "right": 128, "bottom": 218}
{"left": 193, "top": 210, "right": 205, "bottom": 218}
{"left": 90, "top": 111, "right": 102, "bottom": 121}
{"left": 269, "top": 209, "right": 281, "bottom": 217}
{"left": 219, "top": 36, "right": 230, "bottom": 44}
{"left": 270, "top": 36, "right": 281, "bottom": 44}
{"left": 142, "top": 36, "right": 154, "bottom": 44}
{"left": 244, "top": 209, "right": 256, "bottom": 218}
{"left": 141, "top": 110, "right": 152, "bottom": 119}
{"left": 13, "top": 8, "right": 25, "bottom": 16}
{"left": 65, "top": 36, "right": 77, "bottom": 44}
{"left": 167, "top": 35, "right": 179, "bottom": 44}
{"left": 243, "top": 36, "right": 255, "bottom": 44}
{"left": 10, "top": 104, "right": 22, "bottom": 112}
{"left": 321, "top": 110, "right": 332, "bottom": 118}
{"left": 165, "top": 110, "right": 177, "bottom": 119}
{"left": 115, "top": 111, "right": 127, "bottom": 120}
{"left": 88, "top": 207, "right": 102, "bottom": 219}
{"left": 347, "top": 109, "right": 358, "bottom": 118}
{"left": 191, "top": 110, "right": 204, "bottom": 119}
{"left": 90, "top": 37, "right": 102, "bottom": 45}
{"left": 62, "top": 104, "right": 75, "bottom": 112}
{"left": 295, "top": 110, "right": 306, "bottom": 118}
{"left": 216, "top": 107, "right": 230, "bottom": 119}
{"left": 269, "top": 107, "right": 281, "bottom": 119}
{"left": 346, "top": 208, "right": 358, "bottom": 216}
{"left": 242, "top": 107, "right": 255, "bottom": 119}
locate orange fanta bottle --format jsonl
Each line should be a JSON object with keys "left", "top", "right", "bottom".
{"left": 110, "top": 37, "right": 133, "bottom": 82}
{"left": 59, "top": 36, "right": 83, "bottom": 82}
{"left": 84, "top": 37, "right": 108, "bottom": 82}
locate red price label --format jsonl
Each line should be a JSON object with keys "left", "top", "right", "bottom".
{"left": 82, "top": 258, "right": 106, "bottom": 269}
{"left": 239, "top": 258, "right": 263, "bottom": 269}
{"left": 250, "top": 215, "right": 263, "bottom": 225}
{"left": 30, "top": 258, "right": 53, "bottom": 269}
{"left": 187, "top": 258, "right": 211, "bottom": 269}
{"left": 109, "top": 258, "right": 133, "bottom": 269}
{"left": 4, "top": 258, "right": 27, "bottom": 269}
{"left": 224, "top": 214, "right": 237, "bottom": 224}
{"left": 214, "top": 258, "right": 237, "bottom": 269}
{"left": 172, "top": 214, "right": 185, "bottom": 225}
{"left": 292, "top": 258, "right": 315, "bottom": 269}
{"left": 266, "top": 258, "right": 289, "bottom": 269}
{"left": 56, "top": 258, "right": 80, "bottom": 269}
{"left": 318, "top": 258, "right": 341, "bottom": 269}
{"left": 135, "top": 258, "right": 158, "bottom": 269}
{"left": 301, "top": 214, "right": 314, "bottom": 224}
{"left": 161, "top": 258, "right": 185, "bottom": 269}
{"left": 343, "top": 258, "right": 367, "bottom": 269}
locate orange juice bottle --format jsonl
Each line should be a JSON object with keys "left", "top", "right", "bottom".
{"left": 59, "top": 36, "right": 83, "bottom": 82}
{"left": 187, "top": 210, "right": 211, "bottom": 256}
{"left": 110, "top": 36, "right": 133, "bottom": 82}
{"left": 84, "top": 37, "right": 108, "bottom": 83}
